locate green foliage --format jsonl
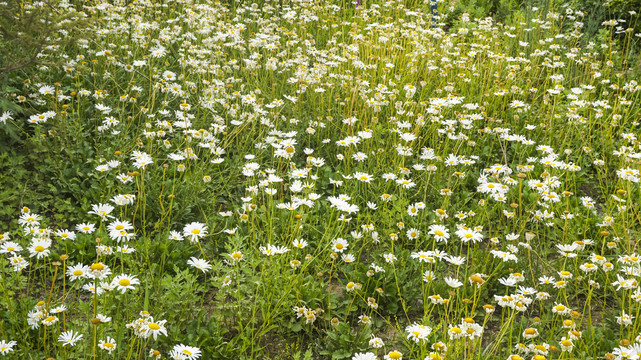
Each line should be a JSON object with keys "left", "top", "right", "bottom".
{"left": 0, "top": 0, "right": 641, "bottom": 359}
{"left": 448, "top": 0, "right": 525, "bottom": 24}
{"left": 0, "top": 0, "right": 92, "bottom": 73}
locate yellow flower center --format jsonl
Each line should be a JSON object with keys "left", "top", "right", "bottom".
{"left": 118, "top": 279, "right": 131, "bottom": 286}
{"left": 148, "top": 323, "right": 160, "bottom": 330}
{"left": 115, "top": 225, "right": 124, "bottom": 230}
{"left": 388, "top": 352, "right": 402, "bottom": 359}
{"left": 73, "top": 270, "right": 83, "bottom": 276}
{"left": 35, "top": 246, "right": 45, "bottom": 252}
{"left": 192, "top": 229, "right": 200, "bottom": 234}
{"left": 90, "top": 263, "right": 104, "bottom": 271}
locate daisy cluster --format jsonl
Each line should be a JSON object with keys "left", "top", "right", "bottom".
{"left": 1, "top": 0, "right": 641, "bottom": 358}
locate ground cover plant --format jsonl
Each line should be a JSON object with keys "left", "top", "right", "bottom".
{"left": 1, "top": 0, "right": 641, "bottom": 359}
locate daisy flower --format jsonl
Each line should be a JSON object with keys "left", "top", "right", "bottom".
{"left": 384, "top": 351, "right": 403, "bottom": 360}
{"left": 406, "top": 228, "right": 420, "bottom": 239}
{"left": 182, "top": 222, "right": 208, "bottom": 243}
{"left": 559, "top": 337, "right": 574, "bottom": 352}
{"left": 411, "top": 251, "right": 434, "bottom": 263}
{"left": 0, "top": 242, "right": 22, "bottom": 254}
{"left": 523, "top": 328, "right": 539, "bottom": 339}
{"left": 383, "top": 253, "right": 397, "bottom": 263}
{"left": 352, "top": 353, "right": 377, "bottom": 360}
{"left": 354, "top": 172, "right": 374, "bottom": 183}
{"left": 423, "top": 271, "right": 436, "bottom": 283}
{"left": 76, "top": 223, "right": 96, "bottom": 234}
{"left": 369, "top": 335, "right": 384, "bottom": 348}
{"left": 42, "top": 315, "right": 59, "bottom": 326}
{"left": 169, "top": 231, "right": 184, "bottom": 241}
{"left": 87, "top": 263, "right": 112, "bottom": 280}
{"left": 98, "top": 337, "right": 117, "bottom": 353}
{"left": 82, "top": 284, "right": 104, "bottom": 296}
{"left": 67, "top": 263, "right": 89, "bottom": 281}
{"left": 0, "top": 340, "right": 17, "bottom": 355}
{"left": 331, "top": 238, "right": 349, "bottom": 253}
{"left": 96, "top": 314, "right": 112, "bottom": 323}
{"left": 55, "top": 229, "right": 76, "bottom": 240}
{"left": 28, "top": 238, "right": 51, "bottom": 259}
{"left": 229, "top": 251, "right": 243, "bottom": 263}
{"left": 444, "top": 277, "right": 463, "bottom": 288}
{"left": 405, "top": 323, "right": 432, "bottom": 344}
{"left": 187, "top": 257, "right": 212, "bottom": 273}
{"left": 142, "top": 319, "right": 168, "bottom": 340}
{"left": 18, "top": 212, "right": 41, "bottom": 227}
{"left": 111, "top": 274, "right": 140, "bottom": 294}
{"left": 89, "top": 203, "right": 115, "bottom": 220}
{"left": 455, "top": 227, "right": 483, "bottom": 243}
{"left": 292, "top": 239, "right": 308, "bottom": 249}
{"left": 58, "top": 330, "right": 84, "bottom": 347}
{"left": 428, "top": 224, "right": 450, "bottom": 243}
{"left": 170, "top": 344, "right": 202, "bottom": 360}
{"left": 358, "top": 315, "right": 371, "bottom": 324}
{"left": 149, "top": 349, "right": 162, "bottom": 359}
{"left": 9, "top": 255, "right": 29, "bottom": 272}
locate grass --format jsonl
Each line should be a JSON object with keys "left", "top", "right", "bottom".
{"left": 1, "top": 0, "right": 641, "bottom": 359}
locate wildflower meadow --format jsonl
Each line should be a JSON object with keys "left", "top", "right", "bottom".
{"left": 1, "top": 0, "right": 641, "bottom": 359}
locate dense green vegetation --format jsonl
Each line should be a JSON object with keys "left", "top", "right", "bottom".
{"left": 1, "top": 0, "right": 641, "bottom": 359}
